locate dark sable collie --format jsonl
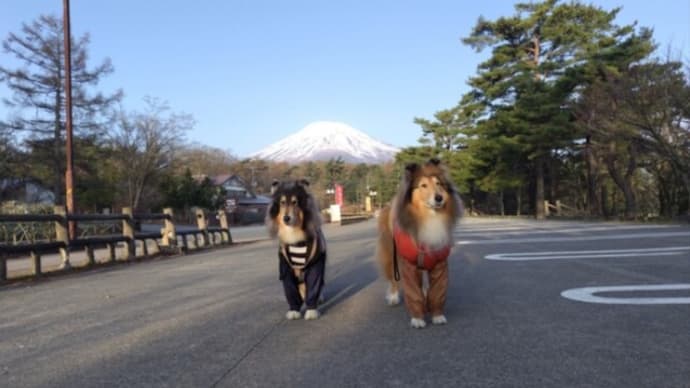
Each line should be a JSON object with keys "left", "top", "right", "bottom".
{"left": 266, "top": 179, "right": 326, "bottom": 320}
{"left": 377, "top": 159, "right": 462, "bottom": 328}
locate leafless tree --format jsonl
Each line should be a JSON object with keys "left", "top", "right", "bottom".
{"left": 110, "top": 97, "right": 193, "bottom": 211}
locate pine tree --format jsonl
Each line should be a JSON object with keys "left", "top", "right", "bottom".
{"left": 0, "top": 15, "right": 122, "bottom": 204}
{"left": 462, "top": 0, "right": 633, "bottom": 218}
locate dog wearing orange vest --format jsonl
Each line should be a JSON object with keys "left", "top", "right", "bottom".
{"left": 377, "top": 158, "right": 462, "bottom": 328}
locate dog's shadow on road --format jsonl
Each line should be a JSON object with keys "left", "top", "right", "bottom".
{"left": 318, "top": 257, "right": 378, "bottom": 315}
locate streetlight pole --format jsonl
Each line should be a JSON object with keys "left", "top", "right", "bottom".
{"left": 63, "top": 0, "right": 76, "bottom": 238}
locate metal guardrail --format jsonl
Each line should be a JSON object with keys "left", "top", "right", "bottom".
{"left": 0, "top": 206, "right": 233, "bottom": 282}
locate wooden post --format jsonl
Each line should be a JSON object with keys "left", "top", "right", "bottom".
{"left": 0, "top": 255, "right": 5, "bottom": 281}
{"left": 556, "top": 200, "right": 562, "bottom": 215}
{"left": 122, "top": 207, "right": 135, "bottom": 260}
{"left": 160, "top": 208, "right": 176, "bottom": 248}
{"left": 85, "top": 246, "right": 95, "bottom": 266}
{"left": 544, "top": 201, "right": 550, "bottom": 217}
{"left": 195, "top": 208, "right": 209, "bottom": 247}
{"left": 181, "top": 234, "right": 189, "bottom": 253}
{"left": 217, "top": 209, "right": 232, "bottom": 244}
{"left": 106, "top": 242, "right": 115, "bottom": 262}
{"left": 30, "top": 251, "right": 42, "bottom": 276}
{"left": 141, "top": 239, "right": 149, "bottom": 257}
{"left": 54, "top": 205, "right": 70, "bottom": 269}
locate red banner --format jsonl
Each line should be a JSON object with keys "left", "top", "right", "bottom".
{"left": 335, "top": 184, "right": 344, "bottom": 206}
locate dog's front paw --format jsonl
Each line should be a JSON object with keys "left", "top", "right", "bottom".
{"left": 432, "top": 315, "right": 447, "bottom": 325}
{"left": 410, "top": 317, "right": 426, "bottom": 329}
{"left": 304, "top": 309, "right": 320, "bottom": 320}
{"left": 285, "top": 310, "right": 302, "bottom": 320}
{"left": 385, "top": 291, "right": 400, "bottom": 306}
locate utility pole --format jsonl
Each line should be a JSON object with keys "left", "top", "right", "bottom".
{"left": 63, "top": 0, "right": 76, "bottom": 238}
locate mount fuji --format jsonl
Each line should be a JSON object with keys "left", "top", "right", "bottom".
{"left": 250, "top": 121, "right": 400, "bottom": 164}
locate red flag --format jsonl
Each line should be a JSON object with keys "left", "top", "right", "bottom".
{"left": 335, "top": 184, "right": 344, "bottom": 206}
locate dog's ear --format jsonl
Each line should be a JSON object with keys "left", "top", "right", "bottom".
{"left": 428, "top": 158, "right": 441, "bottom": 166}
{"left": 402, "top": 163, "right": 419, "bottom": 204}
{"left": 268, "top": 197, "right": 280, "bottom": 219}
{"left": 297, "top": 178, "right": 310, "bottom": 188}
{"left": 270, "top": 179, "right": 280, "bottom": 195}
{"left": 404, "top": 163, "right": 419, "bottom": 182}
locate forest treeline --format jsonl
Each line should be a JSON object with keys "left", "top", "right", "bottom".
{"left": 1, "top": 1, "right": 688, "bottom": 220}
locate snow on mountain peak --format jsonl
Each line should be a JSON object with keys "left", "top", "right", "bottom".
{"left": 250, "top": 121, "right": 399, "bottom": 164}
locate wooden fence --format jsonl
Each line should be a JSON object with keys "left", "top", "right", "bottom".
{"left": 0, "top": 206, "right": 232, "bottom": 282}
{"left": 544, "top": 200, "right": 582, "bottom": 217}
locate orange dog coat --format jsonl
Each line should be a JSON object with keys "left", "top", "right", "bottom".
{"left": 393, "top": 224, "right": 450, "bottom": 270}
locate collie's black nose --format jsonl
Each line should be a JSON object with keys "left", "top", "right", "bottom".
{"left": 434, "top": 194, "right": 443, "bottom": 203}
{"left": 283, "top": 215, "right": 291, "bottom": 223}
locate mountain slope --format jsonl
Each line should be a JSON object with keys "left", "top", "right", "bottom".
{"left": 250, "top": 121, "right": 399, "bottom": 163}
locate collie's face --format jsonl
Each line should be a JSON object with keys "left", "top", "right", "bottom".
{"left": 411, "top": 175, "right": 450, "bottom": 212}
{"left": 393, "top": 158, "right": 462, "bottom": 249}
{"left": 267, "top": 180, "right": 314, "bottom": 244}
{"left": 402, "top": 160, "right": 458, "bottom": 248}
{"left": 276, "top": 194, "right": 304, "bottom": 228}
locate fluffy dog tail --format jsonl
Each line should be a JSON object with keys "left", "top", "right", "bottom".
{"left": 377, "top": 206, "right": 395, "bottom": 282}
{"left": 377, "top": 206, "right": 400, "bottom": 305}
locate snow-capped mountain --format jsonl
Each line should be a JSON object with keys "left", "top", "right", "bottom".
{"left": 250, "top": 121, "right": 399, "bottom": 164}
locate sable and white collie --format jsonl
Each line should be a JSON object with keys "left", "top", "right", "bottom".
{"left": 377, "top": 158, "right": 462, "bottom": 328}
{"left": 266, "top": 179, "right": 327, "bottom": 321}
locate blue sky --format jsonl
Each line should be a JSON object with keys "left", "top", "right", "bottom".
{"left": 1, "top": 1, "right": 688, "bottom": 158}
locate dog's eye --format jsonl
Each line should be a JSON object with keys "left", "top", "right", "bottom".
{"left": 291, "top": 199, "right": 297, "bottom": 205}
{"left": 280, "top": 200, "right": 286, "bottom": 206}
{"left": 420, "top": 183, "right": 428, "bottom": 189}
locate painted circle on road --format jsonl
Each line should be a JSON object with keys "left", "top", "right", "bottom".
{"left": 561, "top": 284, "right": 690, "bottom": 305}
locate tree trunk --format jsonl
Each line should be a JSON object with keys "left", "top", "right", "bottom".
{"left": 600, "top": 184, "right": 608, "bottom": 219}
{"left": 499, "top": 190, "right": 505, "bottom": 216}
{"left": 605, "top": 161, "right": 636, "bottom": 219}
{"left": 584, "top": 135, "right": 601, "bottom": 216}
{"left": 548, "top": 157, "right": 557, "bottom": 203}
{"left": 535, "top": 157, "right": 545, "bottom": 220}
{"left": 516, "top": 190, "right": 522, "bottom": 216}
{"left": 680, "top": 174, "right": 690, "bottom": 217}
{"left": 603, "top": 141, "right": 638, "bottom": 220}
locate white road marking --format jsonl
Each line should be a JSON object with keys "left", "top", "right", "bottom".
{"left": 561, "top": 284, "right": 690, "bottom": 305}
{"left": 484, "top": 246, "right": 690, "bottom": 261}
{"left": 457, "top": 224, "right": 677, "bottom": 235}
{"left": 457, "top": 231, "right": 690, "bottom": 245}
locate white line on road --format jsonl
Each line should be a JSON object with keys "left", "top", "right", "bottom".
{"left": 457, "top": 231, "right": 690, "bottom": 245}
{"left": 457, "top": 224, "right": 678, "bottom": 235}
{"left": 561, "top": 284, "right": 690, "bottom": 305}
{"left": 484, "top": 246, "right": 690, "bottom": 261}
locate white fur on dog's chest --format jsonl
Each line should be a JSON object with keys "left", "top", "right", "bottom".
{"left": 278, "top": 226, "right": 307, "bottom": 245}
{"left": 417, "top": 215, "right": 450, "bottom": 249}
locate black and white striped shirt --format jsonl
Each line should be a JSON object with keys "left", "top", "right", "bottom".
{"left": 279, "top": 230, "right": 326, "bottom": 270}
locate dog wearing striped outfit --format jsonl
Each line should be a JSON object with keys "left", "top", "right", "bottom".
{"left": 266, "top": 179, "right": 327, "bottom": 320}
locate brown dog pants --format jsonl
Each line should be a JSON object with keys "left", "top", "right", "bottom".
{"left": 401, "top": 258, "right": 449, "bottom": 318}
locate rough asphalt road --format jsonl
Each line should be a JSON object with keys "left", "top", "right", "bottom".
{"left": 1, "top": 218, "right": 689, "bottom": 387}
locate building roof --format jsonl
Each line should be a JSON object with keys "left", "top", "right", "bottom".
{"left": 212, "top": 174, "right": 234, "bottom": 186}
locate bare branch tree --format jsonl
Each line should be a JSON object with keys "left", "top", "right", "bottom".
{"left": 109, "top": 97, "right": 193, "bottom": 210}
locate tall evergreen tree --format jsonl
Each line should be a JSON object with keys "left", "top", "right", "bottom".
{"left": 462, "top": 0, "right": 633, "bottom": 218}
{"left": 0, "top": 15, "right": 122, "bottom": 204}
